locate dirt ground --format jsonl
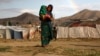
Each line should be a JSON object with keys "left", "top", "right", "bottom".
{"left": 0, "top": 38, "right": 100, "bottom": 56}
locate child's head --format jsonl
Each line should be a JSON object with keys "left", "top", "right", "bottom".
{"left": 39, "top": 5, "right": 47, "bottom": 15}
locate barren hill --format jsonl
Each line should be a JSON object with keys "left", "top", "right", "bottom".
{"left": 0, "top": 13, "right": 40, "bottom": 25}
{"left": 56, "top": 9, "right": 100, "bottom": 26}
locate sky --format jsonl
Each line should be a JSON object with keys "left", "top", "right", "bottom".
{"left": 0, "top": 0, "right": 100, "bottom": 19}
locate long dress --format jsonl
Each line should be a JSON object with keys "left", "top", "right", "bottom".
{"left": 41, "top": 21, "right": 53, "bottom": 46}
{"left": 40, "top": 12, "right": 53, "bottom": 46}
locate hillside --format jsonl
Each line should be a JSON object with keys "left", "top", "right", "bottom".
{"left": 56, "top": 9, "right": 100, "bottom": 27}
{"left": 0, "top": 13, "right": 40, "bottom": 25}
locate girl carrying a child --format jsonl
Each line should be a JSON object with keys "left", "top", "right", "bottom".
{"left": 39, "top": 4, "right": 54, "bottom": 47}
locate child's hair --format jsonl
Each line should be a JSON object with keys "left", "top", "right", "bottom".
{"left": 39, "top": 5, "right": 47, "bottom": 15}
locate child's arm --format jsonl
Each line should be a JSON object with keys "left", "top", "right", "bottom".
{"left": 40, "top": 14, "right": 46, "bottom": 20}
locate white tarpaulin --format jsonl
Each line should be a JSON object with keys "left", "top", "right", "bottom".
{"left": 75, "top": 27, "right": 87, "bottom": 38}
{"left": 57, "top": 27, "right": 69, "bottom": 38}
{"left": 57, "top": 26, "right": 100, "bottom": 38}
{"left": 84, "top": 27, "right": 100, "bottom": 38}
{"left": 69, "top": 27, "right": 78, "bottom": 38}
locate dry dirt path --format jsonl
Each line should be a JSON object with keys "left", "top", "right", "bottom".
{"left": 0, "top": 39, "right": 100, "bottom": 56}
